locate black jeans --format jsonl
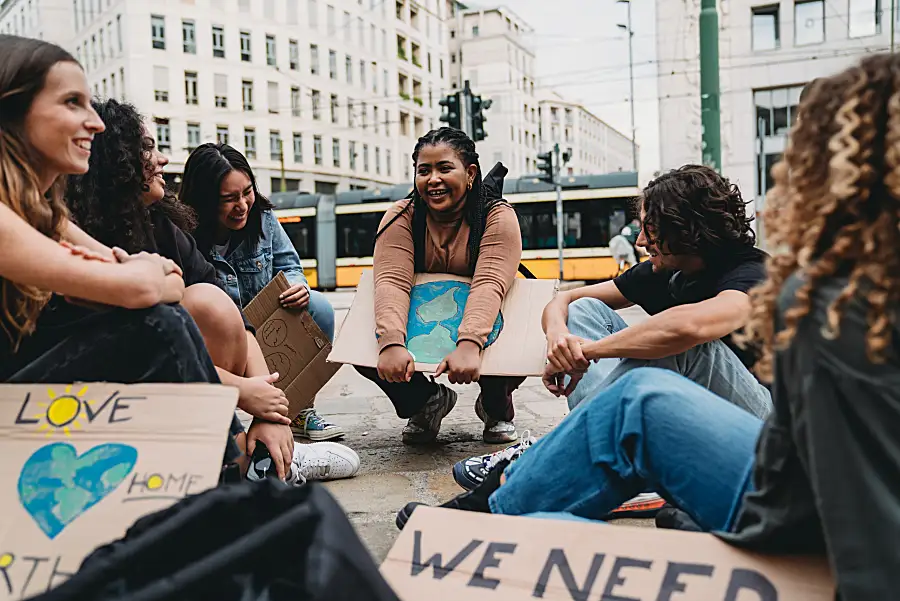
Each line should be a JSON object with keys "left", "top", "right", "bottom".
{"left": 3, "top": 301, "right": 243, "bottom": 463}
{"left": 355, "top": 366, "right": 524, "bottom": 422}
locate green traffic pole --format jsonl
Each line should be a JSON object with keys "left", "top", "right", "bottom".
{"left": 699, "top": 0, "right": 721, "bottom": 172}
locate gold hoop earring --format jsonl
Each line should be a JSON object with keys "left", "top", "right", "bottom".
{"left": 467, "top": 181, "right": 473, "bottom": 191}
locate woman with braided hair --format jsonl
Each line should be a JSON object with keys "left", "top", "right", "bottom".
{"left": 399, "top": 55, "right": 900, "bottom": 599}
{"left": 357, "top": 127, "right": 524, "bottom": 444}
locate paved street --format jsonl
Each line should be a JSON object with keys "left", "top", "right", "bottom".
{"left": 300, "top": 290, "right": 650, "bottom": 561}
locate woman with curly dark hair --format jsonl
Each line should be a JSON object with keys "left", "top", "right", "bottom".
{"left": 535, "top": 163, "right": 772, "bottom": 418}
{"left": 66, "top": 99, "right": 359, "bottom": 483}
{"left": 403, "top": 54, "right": 900, "bottom": 600}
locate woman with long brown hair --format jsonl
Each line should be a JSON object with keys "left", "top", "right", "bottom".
{"left": 399, "top": 54, "right": 900, "bottom": 599}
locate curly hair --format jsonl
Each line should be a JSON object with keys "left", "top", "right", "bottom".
{"left": 374, "top": 127, "right": 504, "bottom": 272}
{"left": 641, "top": 164, "right": 756, "bottom": 262}
{"left": 0, "top": 36, "right": 77, "bottom": 348}
{"left": 742, "top": 53, "right": 900, "bottom": 382}
{"left": 66, "top": 99, "right": 155, "bottom": 253}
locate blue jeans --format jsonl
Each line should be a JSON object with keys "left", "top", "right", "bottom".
{"left": 489, "top": 368, "right": 763, "bottom": 532}
{"left": 565, "top": 298, "right": 772, "bottom": 419}
{"left": 307, "top": 289, "right": 335, "bottom": 341}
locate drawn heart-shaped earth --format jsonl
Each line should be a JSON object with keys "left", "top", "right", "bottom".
{"left": 18, "top": 442, "right": 138, "bottom": 539}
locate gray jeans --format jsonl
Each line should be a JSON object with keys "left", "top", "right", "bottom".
{"left": 564, "top": 298, "right": 772, "bottom": 418}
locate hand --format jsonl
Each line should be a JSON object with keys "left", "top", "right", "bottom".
{"left": 112, "top": 247, "right": 183, "bottom": 278}
{"left": 279, "top": 284, "right": 310, "bottom": 309}
{"left": 237, "top": 373, "right": 291, "bottom": 425}
{"left": 435, "top": 340, "right": 482, "bottom": 385}
{"left": 377, "top": 345, "right": 415, "bottom": 383}
{"left": 246, "top": 419, "right": 294, "bottom": 481}
{"left": 547, "top": 332, "right": 592, "bottom": 373}
{"left": 60, "top": 241, "right": 114, "bottom": 263}
{"left": 542, "top": 364, "right": 584, "bottom": 398}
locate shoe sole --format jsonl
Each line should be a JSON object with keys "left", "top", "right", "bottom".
{"left": 403, "top": 388, "right": 458, "bottom": 444}
{"left": 602, "top": 497, "right": 667, "bottom": 520}
{"left": 396, "top": 503, "right": 417, "bottom": 530}
{"left": 483, "top": 430, "right": 518, "bottom": 444}
{"left": 292, "top": 427, "right": 346, "bottom": 442}
{"left": 452, "top": 461, "right": 480, "bottom": 491}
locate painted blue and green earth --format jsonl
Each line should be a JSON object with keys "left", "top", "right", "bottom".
{"left": 403, "top": 280, "right": 503, "bottom": 363}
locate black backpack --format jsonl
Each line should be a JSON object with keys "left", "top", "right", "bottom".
{"left": 34, "top": 480, "right": 401, "bottom": 601}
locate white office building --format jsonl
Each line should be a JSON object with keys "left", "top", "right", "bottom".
{"left": 655, "top": 0, "right": 893, "bottom": 228}
{"left": 450, "top": 5, "right": 539, "bottom": 177}
{"left": 1, "top": 0, "right": 453, "bottom": 194}
{"left": 537, "top": 90, "right": 637, "bottom": 176}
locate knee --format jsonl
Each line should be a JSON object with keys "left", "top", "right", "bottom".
{"left": 307, "top": 290, "right": 335, "bottom": 340}
{"left": 566, "top": 297, "right": 614, "bottom": 331}
{"left": 181, "top": 283, "right": 246, "bottom": 342}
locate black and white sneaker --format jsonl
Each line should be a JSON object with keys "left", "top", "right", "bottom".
{"left": 452, "top": 431, "right": 537, "bottom": 490}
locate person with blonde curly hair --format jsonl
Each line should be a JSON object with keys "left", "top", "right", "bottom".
{"left": 399, "top": 54, "right": 900, "bottom": 599}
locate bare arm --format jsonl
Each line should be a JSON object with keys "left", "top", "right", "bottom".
{"left": 542, "top": 280, "right": 633, "bottom": 338}
{"left": 583, "top": 290, "right": 751, "bottom": 360}
{"left": 244, "top": 331, "right": 270, "bottom": 377}
{"left": 0, "top": 204, "right": 176, "bottom": 308}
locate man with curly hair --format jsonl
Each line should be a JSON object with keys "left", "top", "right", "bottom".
{"left": 541, "top": 164, "right": 772, "bottom": 417}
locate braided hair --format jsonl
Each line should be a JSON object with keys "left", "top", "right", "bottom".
{"left": 374, "top": 127, "right": 502, "bottom": 273}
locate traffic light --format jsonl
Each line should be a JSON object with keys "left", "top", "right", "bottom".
{"left": 470, "top": 95, "right": 492, "bottom": 142}
{"left": 536, "top": 150, "right": 554, "bottom": 184}
{"left": 439, "top": 92, "right": 461, "bottom": 130}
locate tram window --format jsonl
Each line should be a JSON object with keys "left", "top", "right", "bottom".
{"left": 281, "top": 218, "right": 317, "bottom": 259}
{"left": 515, "top": 200, "right": 629, "bottom": 250}
{"left": 337, "top": 211, "right": 382, "bottom": 257}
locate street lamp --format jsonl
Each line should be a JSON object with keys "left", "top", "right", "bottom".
{"left": 617, "top": 0, "right": 638, "bottom": 172}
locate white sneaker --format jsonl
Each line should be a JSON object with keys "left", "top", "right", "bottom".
{"left": 287, "top": 442, "right": 360, "bottom": 484}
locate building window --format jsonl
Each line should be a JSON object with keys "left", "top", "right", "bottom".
{"left": 329, "top": 50, "right": 338, "bottom": 79}
{"left": 363, "top": 143, "right": 369, "bottom": 172}
{"left": 375, "top": 146, "right": 381, "bottom": 174}
{"left": 266, "top": 34, "right": 276, "bottom": 66}
{"left": 849, "top": 0, "right": 882, "bottom": 37}
{"left": 242, "top": 79, "right": 254, "bottom": 111}
{"left": 794, "top": 0, "right": 824, "bottom": 44}
{"left": 151, "top": 15, "right": 165, "bottom": 49}
{"left": 310, "top": 44, "right": 319, "bottom": 74}
{"left": 214, "top": 73, "right": 228, "bottom": 107}
{"left": 754, "top": 85, "right": 803, "bottom": 199}
{"left": 332, "top": 138, "right": 341, "bottom": 167}
{"left": 184, "top": 71, "right": 198, "bottom": 105}
{"left": 308, "top": 0, "right": 319, "bottom": 28}
{"left": 331, "top": 94, "right": 339, "bottom": 123}
{"left": 314, "top": 135, "right": 323, "bottom": 165}
{"left": 186, "top": 122, "right": 201, "bottom": 151}
{"left": 244, "top": 127, "right": 257, "bottom": 159}
{"left": 155, "top": 119, "right": 171, "bottom": 153}
{"left": 291, "top": 86, "right": 301, "bottom": 117}
{"left": 293, "top": 133, "right": 303, "bottom": 162}
{"left": 346, "top": 55, "right": 353, "bottom": 83}
{"left": 373, "top": 105, "right": 379, "bottom": 132}
{"left": 347, "top": 100, "right": 355, "bottom": 127}
{"left": 270, "top": 130, "right": 282, "bottom": 160}
{"left": 153, "top": 66, "right": 169, "bottom": 101}
{"left": 361, "top": 101, "right": 367, "bottom": 129}
{"left": 182, "top": 19, "right": 196, "bottom": 53}
{"left": 751, "top": 5, "right": 780, "bottom": 50}
{"left": 349, "top": 140, "right": 357, "bottom": 170}
{"left": 217, "top": 125, "right": 229, "bottom": 144}
{"left": 472, "top": 25, "right": 479, "bottom": 37}
{"left": 386, "top": 148, "right": 391, "bottom": 176}
{"left": 360, "top": 59, "right": 366, "bottom": 88}
{"left": 212, "top": 26, "right": 225, "bottom": 58}
{"left": 311, "top": 90, "right": 321, "bottom": 120}
{"left": 268, "top": 81, "right": 279, "bottom": 114}
{"left": 240, "top": 30, "right": 252, "bottom": 61}
{"left": 289, "top": 39, "right": 299, "bottom": 69}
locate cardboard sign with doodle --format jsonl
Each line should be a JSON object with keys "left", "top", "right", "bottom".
{"left": 383, "top": 508, "right": 834, "bottom": 600}
{"left": 0, "top": 383, "right": 237, "bottom": 599}
{"left": 242, "top": 272, "right": 341, "bottom": 417}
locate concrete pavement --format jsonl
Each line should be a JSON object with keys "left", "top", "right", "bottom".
{"left": 299, "top": 290, "right": 651, "bottom": 561}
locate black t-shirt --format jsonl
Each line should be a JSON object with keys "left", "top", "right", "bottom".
{"left": 612, "top": 246, "right": 768, "bottom": 369}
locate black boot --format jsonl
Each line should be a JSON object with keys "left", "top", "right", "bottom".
{"left": 396, "top": 459, "right": 509, "bottom": 530}
{"left": 654, "top": 504, "right": 702, "bottom": 532}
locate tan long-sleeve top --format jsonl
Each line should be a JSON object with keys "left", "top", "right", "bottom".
{"left": 373, "top": 200, "right": 523, "bottom": 352}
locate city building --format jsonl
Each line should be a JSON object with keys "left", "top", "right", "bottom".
{"left": 655, "top": 0, "right": 892, "bottom": 231}
{"left": 449, "top": 5, "right": 539, "bottom": 177}
{"left": 2, "top": 0, "right": 453, "bottom": 194}
{"left": 536, "top": 90, "right": 637, "bottom": 176}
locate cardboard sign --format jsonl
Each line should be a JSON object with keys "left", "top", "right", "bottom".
{"left": 382, "top": 508, "right": 834, "bottom": 600}
{"left": 0, "top": 382, "right": 237, "bottom": 599}
{"left": 329, "top": 271, "right": 558, "bottom": 377}
{"left": 243, "top": 272, "right": 341, "bottom": 418}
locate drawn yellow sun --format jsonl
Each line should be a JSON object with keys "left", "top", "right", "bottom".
{"left": 34, "top": 385, "right": 93, "bottom": 437}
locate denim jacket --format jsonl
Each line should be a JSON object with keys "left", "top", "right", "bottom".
{"left": 208, "top": 209, "right": 308, "bottom": 308}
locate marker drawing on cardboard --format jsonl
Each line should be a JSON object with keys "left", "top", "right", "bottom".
{"left": 330, "top": 271, "right": 557, "bottom": 377}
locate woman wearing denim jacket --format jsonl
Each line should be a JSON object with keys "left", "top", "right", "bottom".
{"left": 180, "top": 143, "right": 343, "bottom": 442}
